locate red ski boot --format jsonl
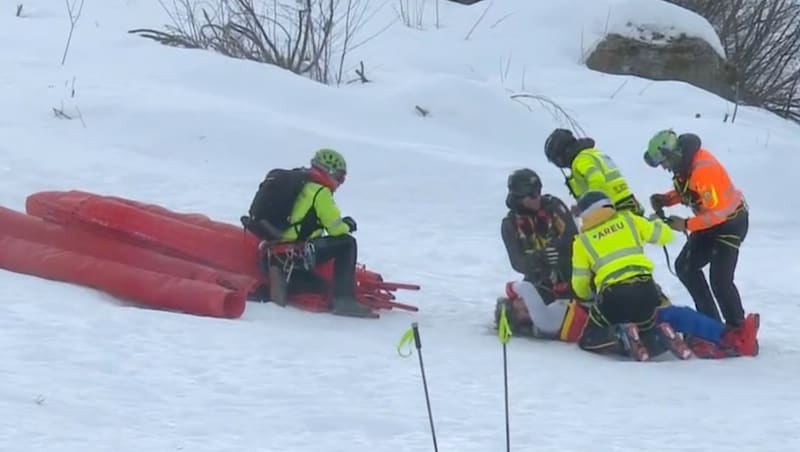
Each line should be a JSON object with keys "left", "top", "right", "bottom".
{"left": 719, "top": 313, "right": 760, "bottom": 357}
{"left": 655, "top": 323, "right": 693, "bottom": 360}
{"left": 616, "top": 323, "right": 650, "bottom": 362}
{"left": 736, "top": 313, "right": 760, "bottom": 356}
{"left": 688, "top": 336, "right": 740, "bottom": 359}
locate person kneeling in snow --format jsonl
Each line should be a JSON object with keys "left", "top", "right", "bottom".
{"left": 496, "top": 168, "right": 588, "bottom": 340}
{"left": 570, "top": 190, "right": 686, "bottom": 360}
{"left": 244, "top": 148, "right": 374, "bottom": 318}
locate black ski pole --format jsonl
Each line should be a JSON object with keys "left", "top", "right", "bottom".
{"left": 398, "top": 322, "right": 438, "bottom": 452}
{"left": 498, "top": 305, "right": 513, "bottom": 452}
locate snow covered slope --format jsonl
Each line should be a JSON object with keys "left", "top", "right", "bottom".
{"left": 2, "top": 0, "right": 799, "bottom": 451}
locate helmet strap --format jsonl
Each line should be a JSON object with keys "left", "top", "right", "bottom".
{"left": 664, "top": 149, "right": 682, "bottom": 170}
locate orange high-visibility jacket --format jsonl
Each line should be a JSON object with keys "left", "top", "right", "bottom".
{"left": 661, "top": 148, "right": 744, "bottom": 232}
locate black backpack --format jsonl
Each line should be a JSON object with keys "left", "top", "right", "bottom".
{"left": 247, "top": 168, "right": 310, "bottom": 239}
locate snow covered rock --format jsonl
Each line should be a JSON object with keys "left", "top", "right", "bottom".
{"left": 584, "top": 1, "right": 736, "bottom": 101}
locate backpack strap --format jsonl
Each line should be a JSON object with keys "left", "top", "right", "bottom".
{"left": 292, "top": 185, "right": 326, "bottom": 242}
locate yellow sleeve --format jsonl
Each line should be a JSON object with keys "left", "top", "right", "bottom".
{"left": 570, "top": 236, "right": 593, "bottom": 300}
{"left": 629, "top": 212, "right": 673, "bottom": 246}
{"left": 572, "top": 153, "right": 606, "bottom": 192}
{"left": 313, "top": 187, "right": 351, "bottom": 236}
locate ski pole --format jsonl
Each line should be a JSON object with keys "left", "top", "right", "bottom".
{"left": 397, "top": 323, "right": 438, "bottom": 452}
{"left": 497, "top": 305, "right": 513, "bottom": 452}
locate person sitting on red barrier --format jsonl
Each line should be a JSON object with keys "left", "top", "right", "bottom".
{"left": 243, "top": 148, "right": 375, "bottom": 318}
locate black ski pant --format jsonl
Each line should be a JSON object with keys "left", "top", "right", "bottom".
{"left": 675, "top": 208, "right": 748, "bottom": 327}
{"left": 287, "top": 234, "right": 358, "bottom": 299}
{"left": 579, "top": 276, "right": 661, "bottom": 356}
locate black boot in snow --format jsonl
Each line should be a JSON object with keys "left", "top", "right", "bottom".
{"left": 331, "top": 297, "right": 379, "bottom": 318}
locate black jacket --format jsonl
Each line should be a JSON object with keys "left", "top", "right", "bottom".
{"left": 501, "top": 194, "right": 578, "bottom": 303}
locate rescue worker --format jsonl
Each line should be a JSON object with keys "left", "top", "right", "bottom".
{"left": 496, "top": 168, "right": 587, "bottom": 340}
{"left": 571, "top": 190, "right": 682, "bottom": 361}
{"left": 644, "top": 130, "right": 757, "bottom": 353}
{"left": 251, "top": 148, "right": 373, "bottom": 318}
{"left": 544, "top": 128, "right": 645, "bottom": 216}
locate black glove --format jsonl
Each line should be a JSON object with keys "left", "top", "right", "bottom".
{"left": 524, "top": 252, "right": 547, "bottom": 276}
{"left": 650, "top": 193, "right": 670, "bottom": 213}
{"left": 342, "top": 216, "right": 357, "bottom": 232}
{"left": 526, "top": 248, "right": 558, "bottom": 276}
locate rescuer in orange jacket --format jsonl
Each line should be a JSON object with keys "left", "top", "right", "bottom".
{"left": 643, "top": 130, "right": 752, "bottom": 332}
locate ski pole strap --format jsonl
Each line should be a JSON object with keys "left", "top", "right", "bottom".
{"left": 397, "top": 325, "right": 416, "bottom": 357}
{"left": 497, "top": 305, "right": 513, "bottom": 344}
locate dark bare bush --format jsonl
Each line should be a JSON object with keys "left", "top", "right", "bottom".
{"left": 667, "top": 0, "right": 800, "bottom": 123}
{"left": 130, "top": 0, "right": 389, "bottom": 85}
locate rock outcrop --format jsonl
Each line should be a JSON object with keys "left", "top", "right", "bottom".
{"left": 586, "top": 31, "right": 736, "bottom": 100}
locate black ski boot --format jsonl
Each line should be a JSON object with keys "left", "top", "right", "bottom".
{"left": 331, "top": 296, "right": 379, "bottom": 318}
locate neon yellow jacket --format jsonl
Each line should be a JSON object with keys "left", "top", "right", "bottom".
{"left": 571, "top": 208, "right": 673, "bottom": 300}
{"left": 568, "top": 148, "right": 634, "bottom": 205}
{"left": 281, "top": 182, "right": 350, "bottom": 241}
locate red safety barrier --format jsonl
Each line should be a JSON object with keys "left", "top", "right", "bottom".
{"left": 27, "top": 189, "right": 250, "bottom": 240}
{"left": 23, "top": 190, "right": 420, "bottom": 317}
{"left": 0, "top": 236, "right": 246, "bottom": 318}
{"left": 26, "top": 191, "right": 261, "bottom": 279}
{"left": 0, "top": 205, "right": 259, "bottom": 294}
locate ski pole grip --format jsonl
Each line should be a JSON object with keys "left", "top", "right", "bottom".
{"left": 411, "top": 322, "right": 421, "bottom": 349}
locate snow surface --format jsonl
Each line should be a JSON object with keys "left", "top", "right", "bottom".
{"left": 2, "top": 0, "right": 799, "bottom": 451}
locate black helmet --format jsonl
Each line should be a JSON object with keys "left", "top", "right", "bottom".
{"left": 576, "top": 190, "right": 613, "bottom": 217}
{"left": 507, "top": 168, "right": 542, "bottom": 198}
{"left": 544, "top": 128, "right": 577, "bottom": 168}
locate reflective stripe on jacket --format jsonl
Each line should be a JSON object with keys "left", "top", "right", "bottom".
{"left": 571, "top": 210, "right": 673, "bottom": 300}
{"left": 567, "top": 148, "right": 633, "bottom": 204}
{"left": 661, "top": 149, "right": 744, "bottom": 232}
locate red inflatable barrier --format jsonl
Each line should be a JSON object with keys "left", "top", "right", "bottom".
{"left": 0, "top": 236, "right": 246, "bottom": 318}
{"left": 27, "top": 189, "right": 251, "bottom": 241}
{"left": 0, "top": 205, "right": 259, "bottom": 294}
{"left": 26, "top": 191, "right": 261, "bottom": 279}
{"left": 21, "top": 189, "right": 420, "bottom": 316}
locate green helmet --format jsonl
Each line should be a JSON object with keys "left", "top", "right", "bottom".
{"left": 311, "top": 148, "right": 347, "bottom": 176}
{"left": 644, "top": 129, "right": 681, "bottom": 169}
